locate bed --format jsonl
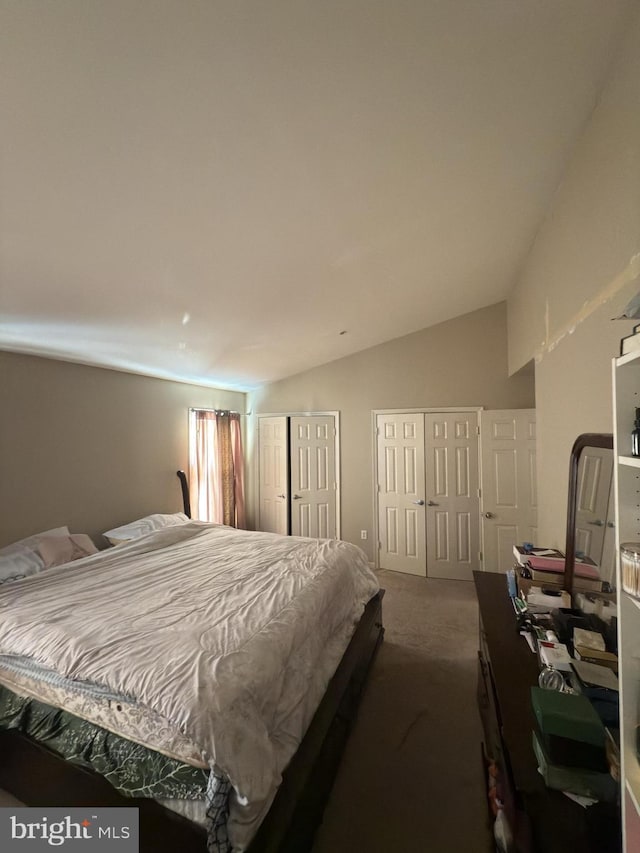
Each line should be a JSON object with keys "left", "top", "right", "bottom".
{"left": 0, "top": 519, "right": 383, "bottom": 852}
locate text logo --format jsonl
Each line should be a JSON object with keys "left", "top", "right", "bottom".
{"left": 0, "top": 808, "right": 138, "bottom": 850}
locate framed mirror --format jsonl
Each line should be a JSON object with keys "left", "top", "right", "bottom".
{"left": 564, "top": 433, "right": 615, "bottom": 596}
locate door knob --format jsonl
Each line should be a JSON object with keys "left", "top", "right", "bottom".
{"left": 587, "top": 519, "right": 604, "bottom": 527}
{"left": 292, "top": 494, "right": 301, "bottom": 500}
{"left": 484, "top": 511, "right": 495, "bottom": 519}
{"left": 427, "top": 500, "right": 438, "bottom": 506}
{"left": 277, "top": 494, "right": 286, "bottom": 499}
{"left": 412, "top": 499, "right": 425, "bottom": 506}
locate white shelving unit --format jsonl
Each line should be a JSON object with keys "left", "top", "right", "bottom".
{"left": 613, "top": 348, "right": 640, "bottom": 851}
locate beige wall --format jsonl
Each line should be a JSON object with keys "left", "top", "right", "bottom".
{"left": 248, "top": 301, "right": 535, "bottom": 560}
{"left": 0, "top": 352, "right": 246, "bottom": 547}
{"left": 6, "top": 9, "right": 638, "bottom": 560}
{"left": 507, "top": 8, "right": 640, "bottom": 549}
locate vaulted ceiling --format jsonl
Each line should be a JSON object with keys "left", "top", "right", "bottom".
{"left": 1, "top": 1, "right": 635, "bottom": 389}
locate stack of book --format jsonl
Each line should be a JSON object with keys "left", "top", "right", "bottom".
{"left": 513, "top": 545, "right": 564, "bottom": 566}
{"left": 572, "top": 627, "right": 618, "bottom": 674}
{"left": 513, "top": 545, "right": 602, "bottom": 592}
{"left": 574, "top": 646, "right": 619, "bottom": 671}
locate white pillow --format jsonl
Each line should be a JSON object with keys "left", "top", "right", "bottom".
{"left": 0, "top": 546, "right": 45, "bottom": 585}
{"left": 103, "top": 513, "right": 189, "bottom": 546}
{"left": 38, "top": 533, "right": 99, "bottom": 569}
{"left": 0, "top": 526, "right": 70, "bottom": 559}
{"left": 0, "top": 527, "right": 72, "bottom": 586}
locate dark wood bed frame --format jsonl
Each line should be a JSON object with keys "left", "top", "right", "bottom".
{"left": 0, "top": 472, "right": 384, "bottom": 853}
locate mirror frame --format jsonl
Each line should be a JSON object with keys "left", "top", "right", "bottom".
{"left": 564, "top": 432, "right": 614, "bottom": 595}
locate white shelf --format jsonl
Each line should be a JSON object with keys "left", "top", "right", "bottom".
{"left": 614, "top": 347, "right": 640, "bottom": 852}
{"left": 616, "top": 349, "right": 640, "bottom": 368}
{"left": 619, "top": 455, "right": 640, "bottom": 468}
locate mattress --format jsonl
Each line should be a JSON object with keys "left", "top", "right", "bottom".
{"left": 0, "top": 522, "right": 379, "bottom": 851}
{"left": 0, "top": 662, "right": 207, "bottom": 767}
{"left": 0, "top": 683, "right": 209, "bottom": 799}
{"left": 0, "top": 678, "right": 225, "bottom": 847}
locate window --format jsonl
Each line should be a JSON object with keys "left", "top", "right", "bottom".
{"left": 188, "top": 409, "right": 245, "bottom": 527}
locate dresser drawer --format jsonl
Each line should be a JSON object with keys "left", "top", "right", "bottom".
{"left": 477, "top": 650, "right": 503, "bottom": 762}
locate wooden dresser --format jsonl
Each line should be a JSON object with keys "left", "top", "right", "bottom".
{"left": 474, "top": 571, "right": 620, "bottom": 853}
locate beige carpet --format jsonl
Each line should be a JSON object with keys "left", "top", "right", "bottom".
{"left": 312, "top": 569, "right": 494, "bottom": 853}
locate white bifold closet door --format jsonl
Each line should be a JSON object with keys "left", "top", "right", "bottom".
{"left": 376, "top": 411, "right": 479, "bottom": 580}
{"left": 424, "top": 412, "right": 480, "bottom": 581}
{"left": 376, "top": 413, "right": 427, "bottom": 576}
{"left": 258, "top": 415, "right": 337, "bottom": 539}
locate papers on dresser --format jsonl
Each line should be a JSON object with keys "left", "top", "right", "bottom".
{"left": 525, "top": 586, "right": 571, "bottom": 612}
{"left": 538, "top": 641, "right": 573, "bottom": 672}
{"left": 513, "top": 545, "right": 564, "bottom": 567}
{"left": 573, "top": 628, "right": 605, "bottom": 652}
{"left": 571, "top": 659, "right": 619, "bottom": 692}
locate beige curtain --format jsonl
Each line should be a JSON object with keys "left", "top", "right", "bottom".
{"left": 189, "top": 410, "right": 245, "bottom": 527}
{"left": 229, "top": 414, "right": 246, "bottom": 528}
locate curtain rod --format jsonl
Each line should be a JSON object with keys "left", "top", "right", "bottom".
{"left": 189, "top": 407, "right": 252, "bottom": 416}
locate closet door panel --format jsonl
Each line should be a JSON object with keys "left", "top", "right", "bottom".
{"left": 258, "top": 416, "right": 289, "bottom": 535}
{"left": 290, "top": 416, "right": 337, "bottom": 539}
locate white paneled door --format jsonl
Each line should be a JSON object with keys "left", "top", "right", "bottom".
{"left": 290, "top": 416, "right": 337, "bottom": 539}
{"left": 258, "top": 416, "right": 289, "bottom": 535}
{"left": 480, "top": 409, "right": 537, "bottom": 573}
{"left": 377, "top": 413, "right": 427, "bottom": 575}
{"left": 376, "top": 411, "right": 480, "bottom": 579}
{"left": 424, "top": 412, "right": 480, "bottom": 581}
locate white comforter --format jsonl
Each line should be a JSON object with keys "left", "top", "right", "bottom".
{"left": 0, "top": 522, "right": 379, "bottom": 849}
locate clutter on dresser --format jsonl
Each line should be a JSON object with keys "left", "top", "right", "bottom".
{"left": 524, "top": 586, "right": 571, "bottom": 612}
{"left": 531, "top": 687, "right": 617, "bottom": 803}
{"left": 512, "top": 542, "right": 605, "bottom": 594}
{"left": 502, "top": 558, "right": 621, "bottom": 804}
{"left": 475, "top": 571, "right": 620, "bottom": 853}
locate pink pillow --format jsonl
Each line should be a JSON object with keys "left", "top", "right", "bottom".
{"left": 37, "top": 534, "right": 98, "bottom": 569}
